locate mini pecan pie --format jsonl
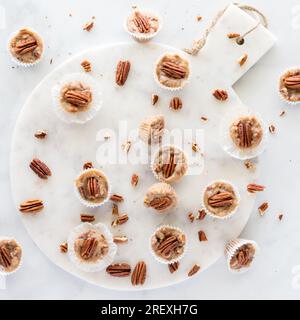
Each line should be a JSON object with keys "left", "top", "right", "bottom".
{"left": 279, "top": 69, "right": 300, "bottom": 103}
{"left": 152, "top": 145, "right": 188, "bottom": 183}
{"left": 139, "top": 115, "right": 165, "bottom": 145}
{"left": 60, "top": 81, "right": 92, "bottom": 113}
{"left": 144, "top": 183, "right": 178, "bottom": 214}
{"left": 0, "top": 239, "right": 22, "bottom": 273}
{"left": 229, "top": 243, "right": 256, "bottom": 271}
{"left": 74, "top": 229, "right": 109, "bottom": 263}
{"left": 229, "top": 116, "right": 263, "bottom": 150}
{"left": 9, "top": 28, "right": 43, "bottom": 64}
{"left": 75, "top": 169, "right": 109, "bottom": 205}
{"left": 151, "top": 226, "right": 186, "bottom": 262}
{"left": 155, "top": 54, "right": 190, "bottom": 89}
{"left": 203, "top": 181, "right": 239, "bottom": 217}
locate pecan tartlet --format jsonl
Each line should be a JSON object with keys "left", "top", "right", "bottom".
{"left": 279, "top": 68, "right": 300, "bottom": 104}
{"left": 138, "top": 115, "right": 165, "bottom": 145}
{"left": 202, "top": 181, "right": 239, "bottom": 218}
{"left": 125, "top": 10, "right": 161, "bottom": 41}
{"left": 0, "top": 238, "right": 22, "bottom": 273}
{"left": 150, "top": 226, "right": 186, "bottom": 263}
{"left": 144, "top": 183, "right": 178, "bottom": 214}
{"left": 75, "top": 168, "right": 110, "bottom": 207}
{"left": 9, "top": 28, "right": 43, "bottom": 65}
{"left": 229, "top": 116, "right": 263, "bottom": 150}
{"left": 152, "top": 145, "right": 188, "bottom": 183}
{"left": 155, "top": 54, "right": 190, "bottom": 90}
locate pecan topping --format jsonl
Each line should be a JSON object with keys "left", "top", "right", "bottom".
{"left": 227, "top": 33, "right": 240, "bottom": 39}
{"left": 34, "top": 130, "right": 47, "bottom": 139}
{"left": 83, "top": 162, "right": 93, "bottom": 170}
{"left": 30, "top": 158, "right": 52, "bottom": 179}
{"left": 213, "top": 89, "right": 228, "bottom": 101}
{"left": 63, "top": 89, "right": 92, "bottom": 108}
{"left": 60, "top": 242, "right": 68, "bottom": 253}
{"left": 131, "top": 261, "right": 146, "bottom": 286}
{"left": 247, "top": 183, "right": 265, "bottom": 193}
{"left": 149, "top": 196, "right": 172, "bottom": 211}
{"left": 113, "top": 236, "right": 128, "bottom": 244}
{"left": 83, "top": 21, "right": 94, "bottom": 31}
{"left": 157, "top": 236, "right": 179, "bottom": 259}
{"left": 238, "top": 53, "right": 248, "bottom": 66}
{"left": 151, "top": 94, "right": 159, "bottom": 105}
{"left": 237, "top": 119, "right": 253, "bottom": 148}
{"left": 116, "top": 60, "right": 131, "bottom": 86}
{"left": 19, "top": 199, "right": 44, "bottom": 213}
{"left": 80, "top": 214, "right": 95, "bottom": 222}
{"left": 133, "top": 11, "right": 150, "bottom": 33}
{"left": 131, "top": 173, "right": 139, "bottom": 187}
{"left": 110, "top": 194, "right": 124, "bottom": 202}
{"left": 169, "top": 97, "right": 183, "bottom": 110}
{"left": 0, "top": 247, "right": 12, "bottom": 268}
{"left": 161, "top": 152, "right": 176, "bottom": 179}
{"left": 284, "top": 75, "right": 300, "bottom": 90}
{"left": 111, "top": 214, "right": 129, "bottom": 227}
{"left": 161, "top": 61, "right": 187, "bottom": 79}
{"left": 106, "top": 263, "right": 131, "bottom": 277}
{"left": 197, "top": 209, "right": 206, "bottom": 220}
{"left": 168, "top": 261, "right": 179, "bottom": 273}
{"left": 15, "top": 37, "right": 38, "bottom": 55}
{"left": 188, "top": 264, "right": 200, "bottom": 277}
{"left": 81, "top": 60, "right": 91, "bottom": 72}
{"left": 208, "top": 192, "right": 233, "bottom": 208}
{"left": 269, "top": 125, "right": 276, "bottom": 134}
{"left": 198, "top": 231, "right": 208, "bottom": 242}
{"left": 258, "top": 202, "right": 268, "bottom": 216}
{"left": 188, "top": 212, "right": 195, "bottom": 222}
{"left": 80, "top": 238, "right": 98, "bottom": 260}
{"left": 87, "top": 177, "right": 100, "bottom": 198}
{"left": 112, "top": 203, "right": 119, "bottom": 216}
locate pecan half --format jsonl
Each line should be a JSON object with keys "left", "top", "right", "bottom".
{"left": 110, "top": 194, "right": 124, "bottom": 202}
{"left": 213, "top": 89, "right": 228, "bottom": 101}
{"left": 30, "top": 158, "right": 51, "bottom": 179}
{"left": 284, "top": 75, "right": 300, "bottom": 90}
{"left": 168, "top": 261, "right": 180, "bottom": 274}
{"left": 157, "top": 236, "right": 179, "bottom": 259}
{"left": 227, "top": 33, "right": 240, "bottom": 39}
{"left": 247, "top": 183, "right": 265, "bottom": 193}
{"left": 208, "top": 192, "right": 233, "bottom": 207}
{"left": 131, "top": 261, "right": 146, "bottom": 286}
{"left": 106, "top": 263, "right": 131, "bottom": 277}
{"left": 131, "top": 173, "right": 139, "bottom": 187}
{"left": 162, "top": 152, "right": 176, "bottom": 179}
{"left": 34, "top": 130, "right": 47, "bottom": 139}
{"left": 169, "top": 97, "right": 183, "bottom": 110}
{"left": 83, "top": 162, "right": 93, "bottom": 170}
{"left": 188, "top": 263, "right": 200, "bottom": 277}
{"left": 81, "top": 60, "right": 91, "bottom": 72}
{"left": 0, "top": 247, "right": 12, "bottom": 268}
{"left": 149, "top": 196, "right": 172, "bottom": 211}
{"left": 111, "top": 214, "right": 129, "bottom": 227}
{"left": 237, "top": 119, "right": 253, "bottom": 148}
{"left": 19, "top": 199, "right": 44, "bottom": 213}
{"left": 80, "top": 214, "right": 95, "bottom": 222}
{"left": 15, "top": 37, "right": 37, "bottom": 55}
{"left": 63, "top": 89, "right": 92, "bottom": 108}
{"left": 133, "top": 11, "right": 150, "bottom": 33}
{"left": 86, "top": 177, "right": 100, "bottom": 198}
{"left": 60, "top": 242, "right": 68, "bottom": 253}
{"left": 116, "top": 60, "right": 131, "bottom": 86}
{"left": 151, "top": 94, "right": 159, "bottom": 106}
{"left": 80, "top": 238, "right": 98, "bottom": 260}
{"left": 198, "top": 230, "right": 208, "bottom": 242}
{"left": 258, "top": 202, "right": 268, "bottom": 216}
{"left": 113, "top": 236, "right": 128, "bottom": 244}
{"left": 161, "top": 61, "right": 186, "bottom": 79}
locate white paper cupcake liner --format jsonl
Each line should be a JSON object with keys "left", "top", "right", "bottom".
{"left": 51, "top": 73, "right": 103, "bottom": 124}
{"left": 278, "top": 67, "right": 300, "bottom": 106}
{"left": 153, "top": 53, "right": 191, "bottom": 91}
{"left": 220, "top": 108, "right": 268, "bottom": 160}
{"left": 67, "top": 222, "right": 117, "bottom": 273}
{"left": 124, "top": 9, "right": 163, "bottom": 42}
{"left": 225, "top": 238, "right": 259, "bottom": 274}
{"left": 201, "top": 179, "right": 240, "bottom": 220}
{"left": 151, "top": 144, "right": 189, "bottom": 183}
{"left": 74, "top": 168, "right": 111, "bottom": 209}
{"left": 7, "top": 28, "right": 44, "bottom": 67}
{"left": 149, "top": 224, "right": 187, "bottom": 265}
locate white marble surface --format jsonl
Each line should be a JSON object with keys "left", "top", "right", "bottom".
{"left": 0, "top": 0, "right": 300, "bottom": 299}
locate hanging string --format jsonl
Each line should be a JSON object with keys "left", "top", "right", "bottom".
{"left": 183, "top": 3, "right": 268, "bottom": 55}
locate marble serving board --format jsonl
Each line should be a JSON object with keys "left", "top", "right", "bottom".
{"left": 10, "top": 4, "right": 275, "bottom": 290}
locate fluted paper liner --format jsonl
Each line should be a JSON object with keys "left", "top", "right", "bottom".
{"left": 67, "top": 223, "right": 117, "bottom": 273}
{"left": 52, "top": 73, "right": 103, "bottom": 124}
{"left": 278, "top": 67, "right": 300, "bottom": 106}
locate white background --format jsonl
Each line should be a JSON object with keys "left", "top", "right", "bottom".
{"left": 0, "top": 0, "right": 300, "bottom": 300}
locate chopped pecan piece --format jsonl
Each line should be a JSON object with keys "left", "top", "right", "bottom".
{"left": 80, "top": 214, "right": 95, "bottom": 222}
{"left": 197, "top": 209, "right": 206, "bottom": 220}
{"left": 269, "top": 125, "right": 276, "bottom": 134}
{"left": 198, "top": 231, "right": 208, "bottom": 242}
{"left": 151, "top": 94, "right": 159, "bottom": 105}
{"left": 238, "top": 53, "right": 248, "bottom": 66}
{"left": 122, "top": 140, "right": 132, "bottom": 153}
{"left": 83, "top": 162, "right": 93, "bottom": 170}
{"left": 258, "top": 202, "right": 268, "bottom": 216}
{"left": 227, "top": 33, "right": 240, "bottom": 39}
{"left": 280, "top": 110, "right": 286, "bottom": 117}
{"left": 116, "top": 60, "right": 131, "bottom": 86}
{"left": 113, "top": 236, "right": 128, "bottom": 244}
{"left": 168, "top": 261, "right": 180, "bottom": 273}
{"left": 188, "top": 264, "right": 201, "bottom": 277}
{"left": 34, "top": 130, "right": 47, "bottom": 139}
{"left": 111, "top": 214, "right": 129, "bottom": 227}
{"left": 131, "top": 261, "right": 146, "bottom": 286}
{"left": 213, "top": 89, "right": 228, "bottom": 101}
{"left": 30, "top": 158, "right": 52, "bottom": 179}
{"left": 19, "top": 199, "right": 44, "bottom": 213}
{"left": 81, "top": 60, "right": 91, "bottom": 72}
{"left": 278, "top": 213, "right": 284, "bottom": 221}
{"left": 83, "top": 21, "right": 94, "bottom": 31}
{"left": 161, "top": 61, "right": 186, "bottom": 79}
{"left": 131, "top": 173, "right": 139, "bottom": 187}
{"left": 80, "top": 238, "right": 98, "bottom": 260}
{"left": 106, "top": 263, "right": 131, "bottom": 277}
{"left": 244, "top": 160, "right": 256, "bottom": 170}
{"left": 192, "top": 143, "right": 200, "bottom": 152}
{"left": 110, "top": 194, "right": 124, "bottom": 202}
{"left": 200, "top": 116, "right": 208, "bottom": 121}
{"left": 112, "top": 203, "right": 119, "bottom": 216}
{"left": 196, "top": 16, "right": 202, "bottom": 22}
{"left": 60, "top": 242, "right": 68, "bottom": 253}
{"left": 188, "top": 212, "right": 195, "bottom": 223}
{"left": 208, "top": 192, "right": 233, "bottom": 207}
{"left": 247, "top": 183, "right": 265, "bottom": 193}
{"left": 169, "top": 97, "right": 182, "bottom": 110}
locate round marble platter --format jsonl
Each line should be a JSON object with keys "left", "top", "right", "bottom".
{"left": 10, "top": 42, "right": 258, "bottom": 290}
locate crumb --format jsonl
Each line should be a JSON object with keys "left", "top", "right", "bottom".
{"left": 280, "top": 110, "right": 286, "bottom": 117}
{"left": 196, "top": 16, "right": 202, "bottom": 22}
{"left": 269, "top": 124, "right": 276, "bottom": 134}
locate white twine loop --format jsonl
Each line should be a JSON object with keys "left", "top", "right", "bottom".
{"left": 183, "top": 3, "right": 268, "bottom": 55}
